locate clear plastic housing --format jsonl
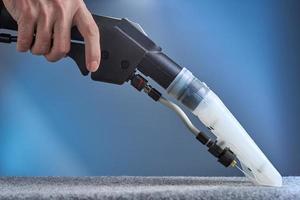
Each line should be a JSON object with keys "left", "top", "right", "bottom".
{"left": 167, "top": 68, "right": 282, "bottom": 187}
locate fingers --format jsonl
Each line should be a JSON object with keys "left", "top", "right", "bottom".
{"left": 11, "top": 0, "right": 100, "bottom": 70}
{"left": 74, "top": 6, "right": 100, "bottom": 72}
{"left": 31, "top": 7, "right": 53, "bottom": 55}
{"left": 45, "top": 17, "right": 71, "bottom": 62}
{"left": 17, "top": 7, "right": 36, "bottom": 52}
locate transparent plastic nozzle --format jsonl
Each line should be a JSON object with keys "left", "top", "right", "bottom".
{"left": 167, "top": 68, "right": 282, "bottom": 187}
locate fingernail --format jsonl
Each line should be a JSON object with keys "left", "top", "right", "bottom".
{"left": 88, "top": 61, "right": 99, "bottom": 72}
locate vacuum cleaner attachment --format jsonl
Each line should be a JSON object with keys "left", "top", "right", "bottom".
{"left": 167, "top": 68, "right": 282, "bottom": 186}
{"left": 0, "top": 2, "right": 282, "bottom": 186}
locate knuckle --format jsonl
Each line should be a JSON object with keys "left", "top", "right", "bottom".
{"left": 17, "top": 38, "right": 30, "bottom": 49}
{"left": 31, "top": 49, "right": 42, "bottom": 55}
{"left": 39, "top": 7, "right": 49, "bottom": 21}
{"left": 31, "top": 51, "right": 39, "bottom": 55}
{"left": 40, "top": 3, "right": 54, "bottom": 23}
{"left": 51, "top": 44, "right": 70, "bottom": 59}
{"left": 58, "top": 45, "right": 70, "bottom": 55}
{"left": 21, "top": 7, "right": 35, "bottom": 21}
{"left": 17, "top": 46, "right": 29, "bottom": 52}
{"left": 46, "top": 57, "right": 55, "bottom": 62}
{"left": 56, "top": 49, "right": 65, "bottom": 56}
{"left": 30, "top": 46, "right": 39, "bottom": 55}
{"left": 52, "top": 0, "right": 65, "bottom": 15}
{"left": 45, "top": 55, "right": 57, "bottom": 63}
{"left": 32, "top": 44, "right": 50, "bottom": 55}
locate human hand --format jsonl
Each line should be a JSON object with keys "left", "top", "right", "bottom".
{"left": 2, "top": 0, "right": 101, "bottom": 72}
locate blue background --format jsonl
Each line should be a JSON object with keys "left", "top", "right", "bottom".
{"left": 0, "top": 0, "right": 299, "bottom": 176}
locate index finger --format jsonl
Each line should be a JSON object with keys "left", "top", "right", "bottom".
{"left": 73, "top": 7, "right": 101, "bottom": 72}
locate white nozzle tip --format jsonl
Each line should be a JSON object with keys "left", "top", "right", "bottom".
{"left": 255, "top": 164, "right": 283, "bottom": 187}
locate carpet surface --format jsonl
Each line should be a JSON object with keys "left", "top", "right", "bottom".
{"left": 0, "top": 176, "right": 299, "bottom": 200}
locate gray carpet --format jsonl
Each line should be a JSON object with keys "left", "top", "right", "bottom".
{"left": 0, "top": 176, "right": 299, "bottom": 200}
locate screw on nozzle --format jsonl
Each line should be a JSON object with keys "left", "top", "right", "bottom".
{"left": 196, "top": 133, "right": 237, "bottom": 168}
{"left": 208, "top": 142, "right": 236, "bottom": 168}
{"left": 129, "top": 73, "right": 162, "bottom": 102}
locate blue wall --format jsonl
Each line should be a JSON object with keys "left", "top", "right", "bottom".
{"left": 0, "top": 0, "right": 299, "bottom": 176}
